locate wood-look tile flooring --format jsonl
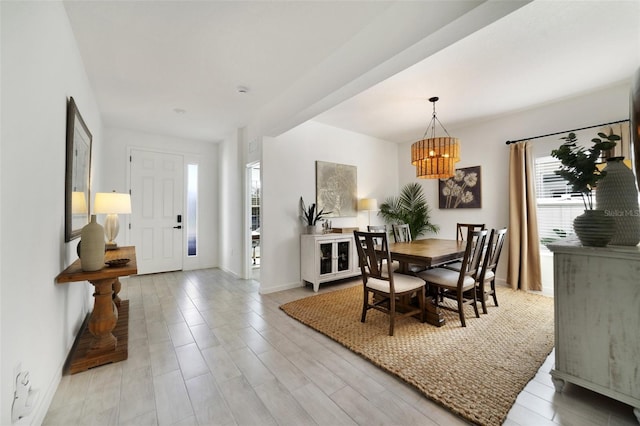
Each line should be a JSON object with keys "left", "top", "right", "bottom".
{"left": 43, "top": 269, "right": 638, "bottom": 426}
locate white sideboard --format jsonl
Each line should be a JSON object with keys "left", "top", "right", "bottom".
{"left": 301, "top": 233, "right": 360, "bottom": 292}
{"left": 548, "top": 240, "right": 640, "bottom": 423}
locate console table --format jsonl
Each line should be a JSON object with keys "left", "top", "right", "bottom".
{"left": 548, "top": 240, "right": 640, "bottom": 422}
{"left": 56, "top": 246, "right": 137, "bottom": 374}
{"left": 301, "top": 233, "right": 359, "bottom": 292}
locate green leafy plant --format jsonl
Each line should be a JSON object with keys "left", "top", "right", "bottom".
{"left": 299, "top": 196, "right": 330, "bottom": 225}
{"left": 550, "top": 131, "right": 619, "bottom": 210}
{"left": 379, "top": 182, "right": 439, "bottom": 239}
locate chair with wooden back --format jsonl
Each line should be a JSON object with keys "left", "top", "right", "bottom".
{"left": 444, "top": 223, "right": 486, "bottom": 271}
{"left": 476, "top": 227, "right": 508, "bottom": 314}
{"left": 353, "top": 230, "right": 425, "bottom": 336}
{"left": 457, "top": 223, "right": 485, "bottom": 241}
{"left": 392, "top": 223, "right": 412, "bottom": 243}
{"left": 417, "top": 229, "right": 488, "bottom": 327}
{"left": 391, "top": 224, "right": 425, "bottom": 274}
{"left": 367, "top": 225, "right": 389, "bottom": 271}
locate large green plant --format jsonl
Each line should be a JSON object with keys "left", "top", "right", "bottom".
{"left": 379, "top": 182, "right": 439, "bottom": 239}
{"left": 551, "top": 131, "right": 618, "bottom": 210}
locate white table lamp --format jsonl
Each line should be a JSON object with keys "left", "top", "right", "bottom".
{"left": 358, "top": 198, "right": 378, "bottom": 226}
{"left": 94, "top": 191, "right": 132, "bottom": 250}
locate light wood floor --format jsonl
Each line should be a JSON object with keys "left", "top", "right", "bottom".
{"left": 43, "top": 268, "right": 638, "bottom": 426}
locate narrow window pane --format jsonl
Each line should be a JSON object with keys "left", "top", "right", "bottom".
{"left": 187, "top": 164, "right": 198, "bottom": 256}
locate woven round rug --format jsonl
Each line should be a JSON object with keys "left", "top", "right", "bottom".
{"left": 280, "top": 285, "right": 554, "bottom": 426}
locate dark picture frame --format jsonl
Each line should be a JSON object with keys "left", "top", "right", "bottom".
{"left": 438, "top": 165, "right": 482, "bottom": 209}
{"left": 65, "top": 97, "right": 92, "bottom": 242}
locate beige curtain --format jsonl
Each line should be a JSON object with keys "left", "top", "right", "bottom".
{"left": 507, "top": 141, "right": 542, "bottom": 291}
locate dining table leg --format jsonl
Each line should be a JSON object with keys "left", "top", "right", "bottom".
{"left": 424, "top": 298, "right": 445, "bottom": 327}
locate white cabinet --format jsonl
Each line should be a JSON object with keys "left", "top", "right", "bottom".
{"left": 548, "top": 240, "right": 640, "bottom": 423}
{"left": 301, "top": 233, "right": 360, "bottom": 292}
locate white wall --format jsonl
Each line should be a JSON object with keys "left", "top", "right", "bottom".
{"left": 260, "top": 121, "right": 399, "bottom": 293}
{"left": 219, "top": 129, "right": 244, "bottom": 277}
{"left": 396, "top": 81, "right": 632, "bottom": 285}
{"left": 102, "top": 127, "right": 219, "bottom": 271}
{"left": 0, "top": 2, "right": 103, "bottom": 424}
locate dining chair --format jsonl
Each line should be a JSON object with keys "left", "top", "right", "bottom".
{"left": 417, "top": 229, "right": 488, "bottom": 327}
{"left": 353, "top": 231, "right": 426, "bottom": 336}
{"left": 445, "top": 223, "right": 486, "bottom": 271}
{"left": 476, "top": 227, "right": 508, "bottom": 314}
{"left": 367, "top": 225, "right": 389, "bottom": 271}
{"left": 392, "top": 223, "right": 412, "bottom": 243}
{"left": 457, "top": 223, "right": 485, "bottom": 241}
{"left": 391, "top": 224, "right": 425, "bottom": 274}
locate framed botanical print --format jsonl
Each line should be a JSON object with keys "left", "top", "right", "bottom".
{"left": 439, "top": 166, "right": 481, "bottom": 209}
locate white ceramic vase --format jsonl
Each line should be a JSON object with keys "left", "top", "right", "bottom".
{"left": 80, "top": 215, "right": 106, "bottom": 271}
{"left": 596, "top": 157, "right": 640, "bottom": 246}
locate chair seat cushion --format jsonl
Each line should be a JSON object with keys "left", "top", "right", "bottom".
{"left": 418, "top": 267, "right": 475, "bottom": 290}
{"left": 367, "top": 273, "right": 425, "bottom": 293}
{"left": 443, "top": 261, "right": 462, "bottom": 272}
{"left": 482, "top": 270, "right": 495, "bottom": 282}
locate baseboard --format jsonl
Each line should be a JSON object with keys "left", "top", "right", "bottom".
{"left": 258, "top": 281, "right": 304, "bottom": 294}
{"left": 25, "top": 312, "right": 90, "bottom": 425}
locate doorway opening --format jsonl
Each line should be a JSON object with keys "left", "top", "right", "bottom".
{"left": 248, "top": 163, "right": 261, "bottom": 280}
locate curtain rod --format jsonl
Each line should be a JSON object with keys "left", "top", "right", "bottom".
{"left": 505, "top": 119, "right": 629, "bottom": 145}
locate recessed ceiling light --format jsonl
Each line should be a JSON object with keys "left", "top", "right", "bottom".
{"left": 173, "top": 108, "right": 186, "bottom": 114}
{"left": 237, "top": 86, "right": 249, "bottom": 94}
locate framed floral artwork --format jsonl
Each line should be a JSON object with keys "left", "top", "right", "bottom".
{"left": 438, "top": 166, "right": 481, "bottom": 209}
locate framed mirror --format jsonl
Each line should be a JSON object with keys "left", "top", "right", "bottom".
{"left": 65, "top": 97, "right": 92, "bottom": 242}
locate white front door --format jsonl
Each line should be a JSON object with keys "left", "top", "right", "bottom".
{"left": 130, "top": 149, "right": 184, "bottom": 274}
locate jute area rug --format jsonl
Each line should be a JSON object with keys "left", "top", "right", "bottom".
{"left": 280, "top": 285, "right": 554, "bottom": 426}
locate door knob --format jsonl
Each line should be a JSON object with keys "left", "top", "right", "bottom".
{"left": 173, "top": 225, "right": 182, "bottom": 229}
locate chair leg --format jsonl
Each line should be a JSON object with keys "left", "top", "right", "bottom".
{"left": 491, "top": 279, "right": 499, "bottom": 307}
{"left": 418, "top": 286, "right": 425, "bottom": 323}
{"left": 361, "top": 287, "right": 368, "bottom": 323}
{"left": 457, "top": 292, "right": 466, "bottom": 327}
{"left": 479, "top": 281, "right": 488, "bottom": 314}
{"left": 472, "top": 290, "right": 480, "bottom": 319}
{"left": 389, "top": 295, "right": 395, "bottom": 336}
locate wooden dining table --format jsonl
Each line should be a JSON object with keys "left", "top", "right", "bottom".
{"left": 388, "top": 238, "right": 466, "bottom": 326}
{"left": 389, "top": 238, "right": 465, "bottom": 272}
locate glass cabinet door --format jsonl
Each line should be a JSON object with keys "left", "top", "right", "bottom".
{"left": 336, "top": 240, "right": 350, "bottom": 272}
{"left": 319, "top": 242, "right": 333, "bottom": 275}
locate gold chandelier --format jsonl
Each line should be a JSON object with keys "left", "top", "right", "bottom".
{"left": 411, "top": 97, "right": 460, "bottom": 179}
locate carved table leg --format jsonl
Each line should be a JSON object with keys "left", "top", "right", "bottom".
{"left": 112, "top": 278, "right": 122, "bottom": 309}
{"left": 88, "top": 277, "right": 118, "bottom": 352}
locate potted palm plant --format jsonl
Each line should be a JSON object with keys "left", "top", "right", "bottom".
{"left": 550, "top": 131, "right": 618, "bottom": 246}
{"left": 378, "top": 182, "right": 439, "bottom": 239}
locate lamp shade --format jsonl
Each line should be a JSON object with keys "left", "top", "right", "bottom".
{"left": 94, "top": 192, "right": 131, "bottom": 214}
{"left": 411, "top": 97, "right": 461, "bottom": 179}
{"left": 411, "top": 136, "right": 460, "bottom": 179}
{"left": 71, "top": 191, "right": 88, "bottom": 214}
{"left": 358, "top": 198, "right": 378, "bottom": 211}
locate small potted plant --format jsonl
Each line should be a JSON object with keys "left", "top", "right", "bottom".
{"left": 550, "top": 131, "right": 618, "bottom": 246}
{"left": 299, "top": 196, "right": 330, "bottom": 234}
